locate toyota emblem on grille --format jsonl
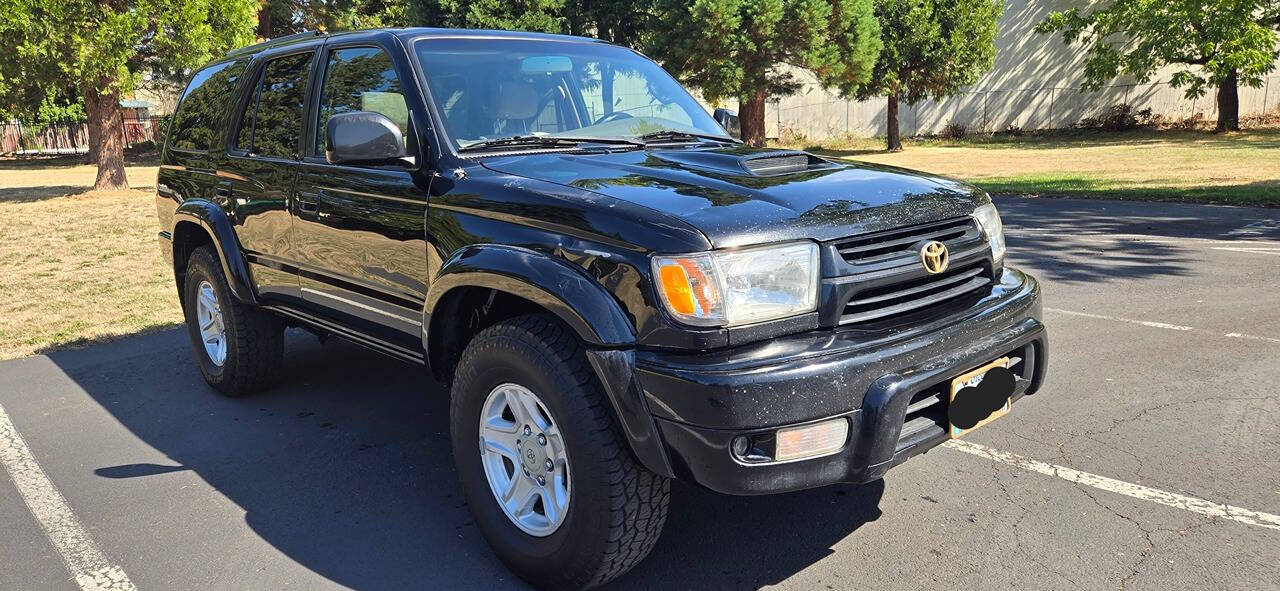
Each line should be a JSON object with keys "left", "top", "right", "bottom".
{"left": 920, "top": 241, "right": 949, "bottom": 274}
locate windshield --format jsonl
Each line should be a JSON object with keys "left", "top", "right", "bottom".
{"left": 413, "top": 38, "right": 730, "bottom": 149}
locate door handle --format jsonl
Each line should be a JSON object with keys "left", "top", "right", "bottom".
{"left": 296, "top": 191, "right": 321, "bottom": 213}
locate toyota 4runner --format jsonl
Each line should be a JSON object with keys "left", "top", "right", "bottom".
{"left": 157, "top": 28, "right": 1047, "bottom": 590}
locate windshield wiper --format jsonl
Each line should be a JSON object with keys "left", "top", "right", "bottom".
{"left": 457, "top": 135, "right": 581, "bottom": 153}
{"left": 458, "top": 135, "right": 645, "bottom": 153}
{"left": 635, "top": 130, "right": 739, "bottom": 145}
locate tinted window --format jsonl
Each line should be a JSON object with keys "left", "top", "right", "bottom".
{"left": 170, "top": 58, "right": 249, "bottom": 151}
{"left": 414, "top": 39, "right": 726, "bottom": 148}
{"left": 314, "top": 47, "right": 408, "bottom": 157}
{"left": 236, "top": 52, "right": 313, "bottom": 159}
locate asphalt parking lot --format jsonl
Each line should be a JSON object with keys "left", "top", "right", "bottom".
{"left": 1, "top": 196, "right": 1277, "bottom": 591}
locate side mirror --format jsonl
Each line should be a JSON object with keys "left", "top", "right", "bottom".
{"left": 713, "top": 108, "right": 741, "bottom": 139}
{"left": 326, "top": 111, "right": 408, "bottom": 165}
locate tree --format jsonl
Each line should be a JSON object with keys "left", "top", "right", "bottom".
{"left": 1037, "top": 1, "right": 1280, "bottom": 133}
{"left": 428, "top": 0, "right": 565, "bottom": 31}
{"left": 0, "top": 0, "right": 257, "bottom": 190}
{"left": 257, "top": 0, "right": 414, "bottom": 38}
{"left": 854, "top": 0, "right": 1000, "bottom": 151}
{"left": 646, "top": 0, "right": 881, "bottom": 146}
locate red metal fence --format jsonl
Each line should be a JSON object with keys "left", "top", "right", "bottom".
{"left": 1, "top": 116, "right": 168, "bottom": 155}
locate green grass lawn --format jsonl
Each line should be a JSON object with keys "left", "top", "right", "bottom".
{"left": 791, "top": 127, "right": 1280, "bottom": 207}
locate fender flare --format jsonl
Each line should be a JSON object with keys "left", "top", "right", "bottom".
{"left": 172, "top": 199, "right": 257, "bottom": 305}
{"left": 423, "top": 244, "right": 635, "bottom": 349}
{"left": 424, "top": 245, "right": 674, "bottom": 477}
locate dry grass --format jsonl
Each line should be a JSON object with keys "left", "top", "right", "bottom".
{"left": 795, "top": 127, "right": 1280, "bottom": 206}
{"left": 0, "top": 162, "right": 178, "bottom": 359}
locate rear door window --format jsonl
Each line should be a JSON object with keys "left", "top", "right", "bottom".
{"left": 313, "top": 47, "right": 410, "bottom": 158}
{"left": 169, "top": 58, "right": 249, "bottom": 151}
{"left": 235, "top": 52, "right": 314, "bottom": 159}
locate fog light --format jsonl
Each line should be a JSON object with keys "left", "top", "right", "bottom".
{"left": 774, "top": 418, "right": 848, "bottom": 462}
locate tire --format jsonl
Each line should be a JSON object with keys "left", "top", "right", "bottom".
{"left": 450, "top": 314, "right": 670, "bottom": 590}
{"left": 182, "top": 244, "right": 284, "bottom": 396}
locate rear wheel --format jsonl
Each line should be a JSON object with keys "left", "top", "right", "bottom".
{"left": 451, "top": 314, "right": 669, "bottom": 590}
{"left": 182, "top": 245, "right": 283, "bottom": 396}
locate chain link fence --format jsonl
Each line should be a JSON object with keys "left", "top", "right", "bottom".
{"left": 762, "top": 75, "right": 1280, "bottom": 141}
{"left": 1, "top": 116, "right": 168, "bottom": 156}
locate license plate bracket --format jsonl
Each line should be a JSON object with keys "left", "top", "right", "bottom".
{"left": 949, "top": 357, "right": 1016, "bottom": 439}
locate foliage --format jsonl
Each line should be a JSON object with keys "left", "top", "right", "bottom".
{"left": 649, "top": 0, "right": 880, "bottom": 104}
{"left": 941, "top": 121, "right": 967, "bottom": 139}
{"left": 854, "top": 0, "right": 1000, "bottom": 150}
{"left": 436, "top": 0, "right": 565, "bottom": 32}
{"left": 0, "top": 0, "right": 258, "bottom": 188}
{"left": 2, "top": 94, "right": 87, "bottom": 126}
{"left": 1036, "top": 0, "right": 1280, "bottom": 131}
{"left": 645, "top": 0, "right": 881, "bottom": 145}
{"left": 854, "top": 0, "right": 1001, "bottom": 105}
{"left": 1036, "top": 1, "right": 1279, "bottom": 100}
{"left": 564, "top": 0, "right": 648, "bottom": 43}
{"left": 257, "top": 0, "right": 414, "bottom": 37}
{"left": 1076, "top": 104, "right": 1156, "bottom": 131}
{"left": 405, "top": 0, "right": 644, "bottom": 39}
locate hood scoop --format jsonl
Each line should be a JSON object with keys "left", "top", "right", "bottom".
{"left": 743, "top": 152, "right": 813, "bottom": 175}
{"left": 653, "top": 149, "right": 832, "bottom": 177}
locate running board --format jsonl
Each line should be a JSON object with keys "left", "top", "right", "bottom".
{"left": 261, "top": 304, "right": 426, "bottom": 366}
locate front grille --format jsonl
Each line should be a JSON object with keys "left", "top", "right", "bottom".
{"left": 835, "top": 217, "right": 976, "bottom": 267}
{"left": 822, "top": 215, "right": 994, "bottom": 326}
{"left": 841, "top": 264, "right": 991, "bottom": 324}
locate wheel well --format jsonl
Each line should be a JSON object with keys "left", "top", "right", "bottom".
{"left": 428, "top": 287, "right": 556, "bottom": 384}
{"left": 172, "top": 220, "right": 214, "bottom": 304}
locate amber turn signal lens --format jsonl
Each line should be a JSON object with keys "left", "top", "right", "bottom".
{"left": 658, "top": 264, "right": 696, "bottom": 315}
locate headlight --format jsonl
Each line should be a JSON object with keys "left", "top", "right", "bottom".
{"left": 652, "top": 241, "right": 819, "bottom": 327}
{"left": 973, "top": 202, "right": 1006, "bottom": 263}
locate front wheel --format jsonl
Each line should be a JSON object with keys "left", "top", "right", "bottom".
{"left": 450, "top": 314, "right": 669, "bottom": 590}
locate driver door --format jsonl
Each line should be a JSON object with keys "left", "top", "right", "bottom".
{"left": 290, "top": 39, "right": 432, "bottom": 353}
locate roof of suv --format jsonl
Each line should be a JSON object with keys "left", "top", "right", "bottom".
{"left": 226, "top": 27, "right": 607, "bottom": 58}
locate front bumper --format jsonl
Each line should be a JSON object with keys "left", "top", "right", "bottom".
{"left": 633, "top": 267, "right": 1047, "bottom": 495}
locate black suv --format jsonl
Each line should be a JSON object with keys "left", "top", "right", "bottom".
{"left": 158, "top": 28, "right": 1047, "bottom": 589}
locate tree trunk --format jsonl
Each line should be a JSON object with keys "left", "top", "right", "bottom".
{"left": 84, "top": 90, "right": 100, "bottom": 163}
{"left": 87, "top": 83, "right": 129, "bottom": 191}
{"left": 740, "top": 89, "right": 768, "bottom": 147}
{"left": 886, "top": 94, "right": 902, "bottom": 152}
{"left": 1215, "top": 69, "right": 1239, "bottom": 132}
{"left": 258, "top": 1, "right": 273, "bottom": 39}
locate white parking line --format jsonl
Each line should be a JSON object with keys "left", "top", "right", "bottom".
{"left": 1044, "top": 308, "right": 1194, "bottom": 331}
{"left": 943, "top": 439, "right": 1280, "bottom": 532}
{"left": 1045, "top": 308, "right": 1280, "bottom": 344}
{"left": 0, "top": 403, "right": 137, "bottom": 591}
{"left": 1004, "top": 229, "right": 1280, "bottom": 248}
{"left": 1212, "top": 246, "right": 1280, "bottom": 256}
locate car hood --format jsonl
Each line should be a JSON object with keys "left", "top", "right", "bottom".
{"left": 480, "top": 146, "right": 987, "bottom": 249}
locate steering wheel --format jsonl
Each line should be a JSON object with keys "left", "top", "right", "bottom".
{"left": 593, "top": 111, "right": 634, "bottom": 125}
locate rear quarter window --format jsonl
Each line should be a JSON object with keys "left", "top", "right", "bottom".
{"left": 169, "top": 58, "right": 250, "bottom": 152}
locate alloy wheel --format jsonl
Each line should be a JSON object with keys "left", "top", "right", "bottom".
{"left": 478, "top": 383, "right": 571, "bottom": 536}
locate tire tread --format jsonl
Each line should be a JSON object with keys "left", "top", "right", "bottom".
{"left": 452, "top": 314, "right": 669, "bottom": 589}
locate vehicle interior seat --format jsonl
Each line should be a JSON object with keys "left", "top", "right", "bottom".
{"left": 491, "top": 80, "right": 538, "bottom": 136}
